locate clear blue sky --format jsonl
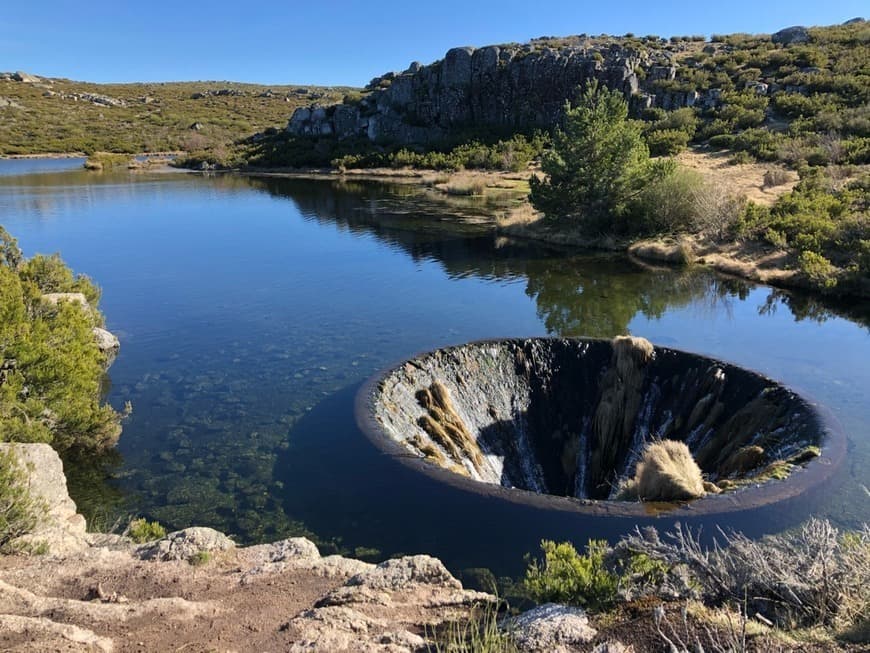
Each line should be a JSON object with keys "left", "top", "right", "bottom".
{"left": 1, "top": 1, "right": 865, "bottom": 86}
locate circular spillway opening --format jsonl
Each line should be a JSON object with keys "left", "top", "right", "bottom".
{"left": 356, "top": 337, "right": 845, "bottom": 515}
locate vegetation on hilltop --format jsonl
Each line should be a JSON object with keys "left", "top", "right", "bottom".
{"left": 0, "top": 226, "right": 125, "bottom": 452}
{"left": 0, "top": 77, "right": 351, "bottom": 156}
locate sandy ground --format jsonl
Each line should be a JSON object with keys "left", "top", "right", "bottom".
{"left": 675, "top": 149, "right": 798, "bottom": 207}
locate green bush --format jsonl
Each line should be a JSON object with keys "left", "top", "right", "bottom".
{"left": 126, "top": 518, "right": 167, "bottom": 543}
{"left": 645, "top": 128, "right": 692, "bottom": 156}
{"left": 0, "top": 227, "right": 123, "bottom": 451}
{"left": 530, "top": 81, "right": 673, "bottom": 230}
{"left": 630, "top": 168, "right": 708, "bottom": 234}
{"left": 735, "top": 171, "right": 869, "bottom": 291}
{"left": 0, "top": 447, "right": 45, "bottom": 550}
{"left": 524, "top": 540, "right": 618, "bottom": 611}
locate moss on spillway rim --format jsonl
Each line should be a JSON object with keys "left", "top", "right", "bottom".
{"left": 355, "top": 337, "right": 847, "bottom": 517}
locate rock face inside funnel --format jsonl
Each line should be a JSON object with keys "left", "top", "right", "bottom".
{"left": 371, "top": 338, "right": 824, "bottom": 501}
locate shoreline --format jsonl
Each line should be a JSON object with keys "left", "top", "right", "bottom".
{"left": 0, "top": 151, "right": 183, "bottom": 160}
{"left": 5, "top": 155, "right": 865, "bottom": 300}
{"left": 236, "top": 165, "right": 870, "bottom": 301}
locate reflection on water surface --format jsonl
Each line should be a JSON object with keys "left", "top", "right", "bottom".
{"left": 1, "top": 159, "right": 867, "bottom": 573}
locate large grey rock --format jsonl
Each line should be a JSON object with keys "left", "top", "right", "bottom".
{"left": 237, "top": 536, "right": 321, "bottom": 578}
{"left": 0, "top": 443, "right": 88, "bottom": 555}
{"left": 510, "top": 603, "right": 598, "bottom": 653}
{"left": 347, "top": 555, "right": 461, "bottom": 591}
{"left": 137, "top": 527, "right": 234, "bottom": 561}
{"left": 12, "top": 71, "right": 40, "bottom": 83}
{"left": 772, "top": 26, "right": 810, "bottom": 44}
{"left": 92, "top": 327, "right": 120, "bottom": 364}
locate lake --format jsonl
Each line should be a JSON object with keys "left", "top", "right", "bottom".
{"left": 1, "top": 158, "right": 868, "bottom": 575}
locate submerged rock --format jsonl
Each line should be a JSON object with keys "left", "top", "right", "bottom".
{"left": 365, "top": 337, "right": 832, "bottom": 507}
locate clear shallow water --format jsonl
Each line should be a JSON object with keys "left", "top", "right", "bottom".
{"left": 1, "top": 158, "right": 868, "bottom": 574}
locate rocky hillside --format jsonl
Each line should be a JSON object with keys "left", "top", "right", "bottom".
{"left": 283, "top": 19, "right": 868, "bottom": 159}
{"left": 288, "top": 40, "right": 676, "bottom": 144}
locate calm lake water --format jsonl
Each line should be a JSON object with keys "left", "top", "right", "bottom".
{"left": 1, "top": 158, "right": 868, "bottom": 575}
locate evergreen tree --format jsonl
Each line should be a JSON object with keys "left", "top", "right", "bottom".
{"left": 530, "top": 81, "right": 673, "bottom": 232}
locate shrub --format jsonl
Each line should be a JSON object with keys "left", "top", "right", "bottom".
{"left": 524, "top": 539, "right": 618, "bottom": 611}
{"left": 0, "top": 230, "right": 123, "bottom": 452}
{"left": 645, "top": 128, "right": 691, "bottom": 156}
{"left": 126, "top": 518, "right": 167, "bottom": 543}
{"left": 620, "top": 519, "right": 870, "bottom": 631}
{"left": 798, "top": 250, "right": 838, "bottom": 288}
{"left": 630, "top": 168, "right": 707, "bottom": 234}
{"left": 0, "top": 447, "right": 45, "bottom": 550}
{"left": 617, "top": 440, "right": 706, "bottom": 501}
{"left": 530, "top": 81, "right": 673, "bottom": 230}
{"left": 762, "top": 169, "right": 791, "bottom": 188}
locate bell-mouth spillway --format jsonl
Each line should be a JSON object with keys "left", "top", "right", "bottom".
{"left": 355, "top": 337, "right": 846, "bottom": 517}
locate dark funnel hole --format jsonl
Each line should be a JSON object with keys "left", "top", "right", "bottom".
{"left": 367, "top": 338, "right": 828, "bottom": 502}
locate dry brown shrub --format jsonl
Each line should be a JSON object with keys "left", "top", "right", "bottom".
{"left": 630, "top": 440, "right": 706, "bottom": 501}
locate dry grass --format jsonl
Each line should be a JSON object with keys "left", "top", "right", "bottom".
{"left": 676, "top": 149, "right": 797, "bottom": 207}
{"left": 629, "top": 238, "right": 695, "bottom": 265}
{"left": 621, "top": 519, "right": 870, "bottom": 635}
{"left": 415, "top": 381, "right": 484, "bottom": 474}
{"left": 623, "top": 440, "right": 706, "bottom": 501}
{"left": 437, "top": 172, "right": 488, "bottom": 196}
{"left": 495, "top": 202, "right": 543, "bottom": 228}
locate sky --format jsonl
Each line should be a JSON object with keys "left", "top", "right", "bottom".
{"left": 1, "top": 1, "right": 865, "bottom": 86}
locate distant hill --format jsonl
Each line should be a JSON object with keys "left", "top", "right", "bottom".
{"left": 0, "top": 74, "right": 355, "bottom": 155}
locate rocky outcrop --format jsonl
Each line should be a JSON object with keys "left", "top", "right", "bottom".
{"left": 287, "top": 41, "right": 711, "bottom": 145}
{"left": 772, "top": 26, "right": 811, "bottom": 45}
{"left": 366, "top": 337, "right": 830, "bottom": 503}
{"left": 92, "top": 327, "right": 120, "bottom": 365}
{"left": 41, "top": 90, "right": 127, "bottom": 107}
{"left": 0, "top": 71, "right": 42, "bottom": 84}
{"left": 136, "top": 527, "right": 235, "bottom": 562}
{"left": 0, "top": 443, "right": 88, "bottom": 555}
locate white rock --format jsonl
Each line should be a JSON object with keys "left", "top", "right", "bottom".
{"left": 347, "top": 555, "right": 461, "bottom": 591}
{"left": 137, "top": 527, "right": 234, "bottom": 561}
{"left": 510, "top": 603, "right": 598, "bottom": 653}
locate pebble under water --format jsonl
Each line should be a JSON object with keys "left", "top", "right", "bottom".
{"left": 1, "top": 159, "right": 868, "bottom": 574}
